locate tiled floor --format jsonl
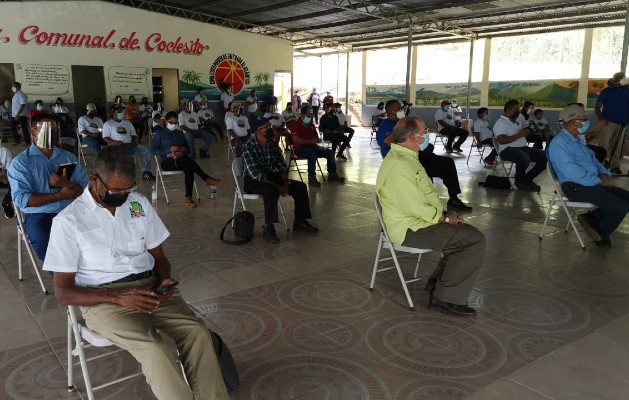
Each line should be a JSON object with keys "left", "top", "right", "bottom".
{"left": 1, "top": 128, "right": 629, "bottom": 399}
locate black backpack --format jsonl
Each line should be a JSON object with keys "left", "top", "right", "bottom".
{"left": 210, "top": 330, "right": 239, "bottom": 392}
{"left": 479, "top": 175, "right": 512, "bottom": 190}
{"left": 220, "top": 211, "right": 255, "bottom": 244}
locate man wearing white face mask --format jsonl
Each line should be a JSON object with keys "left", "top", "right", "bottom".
{"left": 178, "top": 99, "right": 213, "bottom": 159}
{"left": 10, "top": 82, "right": 30, "bottom": 145}
{"left": 435, "top": 99, "right": 469, "bottom": 153}
{"left": 376, "top": 116, "right": 485, "bottom": 316}
{"left": 377, "top": 100, "right": 471, "bottom": 211}
{"left": 548, "top": 104, "right": 629, "bottom": 248}
{"left": 103, "top": 104, "right": 155, "bottom": 180}
{"left": 78, "top": 103, "right": 106, "bottom": 155}
{"left": 8, "top": 114, "right": 88, "bottom": 260}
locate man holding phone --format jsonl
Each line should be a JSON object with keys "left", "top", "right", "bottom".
{"left": 493, "top": 99, "right": 547, "bottom": 192}
{"left": 8, "top": 114, "right": 88, "bottom": 260}
{"left": 43, "top": 146, "right": 228, "bottom": 400}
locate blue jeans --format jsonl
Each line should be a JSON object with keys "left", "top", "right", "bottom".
{"left": 122, "top": 143, "right": 151, "bottom": 172}
{"left": 563, "top": 184, "right": 629, "bottom": 236}
{"left": 82, "top": 135, "right": 107, "bottom": 154}
{"left": 184, "top": 130, "right": 213, "bottom": 153}
{"left": 24, "top": 213, "right": 56, "bottom": 260}
{"left": 294, "top": 145, "right": 336, "bottom": 176}
{"left": 500, "top": 146, "right": 546, "bottom": 181}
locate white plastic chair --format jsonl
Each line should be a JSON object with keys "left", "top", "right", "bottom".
{"left": 539, "top": 162, "right": 597, "bottom": 249}
{"left": 154, "top": 155, "right": 200, "bottom": 205}
{"left": 467, "top": 136, "right": 493, "bottom": 166}
{"left": 370, "top": 195, "right": 435, "bottom": 311}
{"left": 232, "top": 157, "right": 288, "bottom": 230}
{"left": 285, "top": 136, "right": 325, "bottom": 183}
{"left": 492, "top": 136, "right": 516, "bottom": 189}
{"left": 15, "top": 207, "right": 48, "bottom": 294}
{"left": 432, "top": 124, "right": 448, "bottom": 149}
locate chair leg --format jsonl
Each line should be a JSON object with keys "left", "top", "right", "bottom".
{"left": 17, "top": 229, "right": 23, "bottom": 281}
{"left": 390, "top": 250, "right": 415, "bottom": 311}
{"left": 69, "top": 309, "right": 96, "bottom": 400}
{"left": 565, "top": 210, "right": 574, "bottom": 232}
{"left": 413, "top": 253, "right": 422, "bottom": 279}
{"left": 316, "top": 159, "right": 325, "bottom": 182}
{"left": 231, "top": 191, "right": 238, "bottom": 229}
{"left": 22, "top": 231, "right": 48, "bottom": 294}
{"left": 539, "top": 197, "right": 556, "bottom": 239}
{"left": 277, "top": 199, "right": 289, "bottom": 231}
{"left": 67, "top": 314, "right": 74, "bottom": 392}
{"left": 370, "top": 235, "right": 384, "bottom": 290}
{"left": 193, "top": 181, "right": 201, "bottom": 202}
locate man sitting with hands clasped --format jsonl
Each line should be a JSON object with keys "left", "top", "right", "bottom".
{"left": 43, "top": 146, "right": 228, "bottom": 400}
{"left": 376, "top": 116, "right": 485, "bottom": 316}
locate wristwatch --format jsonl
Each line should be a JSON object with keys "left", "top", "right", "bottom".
{"left": 444, "top": 217, "right": 450, "bottom": 224}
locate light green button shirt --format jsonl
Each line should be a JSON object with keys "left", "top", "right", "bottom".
{"left": 376, "top": 143, "right": 444, "bottom": 244}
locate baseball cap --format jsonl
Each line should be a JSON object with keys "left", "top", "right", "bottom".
{"left": 110, "top": 103, "right": 124, "bottom": 112}
{"left": 559, "top": 104, "right": 590, "bottom": 122}
{"left": 440, "top": 100, "right": 451, "bottom": 107}
{"left": 612, "top": 72, "right": 625, "bottom": 81}
{"left": 86, "top": 103, "right": 97, "bottom": 111}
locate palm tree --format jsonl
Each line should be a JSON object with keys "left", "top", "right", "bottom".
{"left": 253, "top": 72, "right": 264, "bottom": 86}
{"left": 260, "top": 72, "right": 270, "bottom": 87}
{"left": 181, "top": 70, "right": 202, "bottom": 84}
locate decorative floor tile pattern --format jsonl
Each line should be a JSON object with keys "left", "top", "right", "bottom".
{"left": 1, "top": 128, "right": 628, "bottom": 399}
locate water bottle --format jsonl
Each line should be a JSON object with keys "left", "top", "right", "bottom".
{"left": 151, "top": 184, "right": 157, "bottom": 205}
{"left": 210, "top": 184, "right": 217, "bottom": 200}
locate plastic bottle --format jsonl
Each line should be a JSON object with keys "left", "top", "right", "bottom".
{"left": 210, "top": 184, "right": 217, "bottom": 200}
{"left": 151, "top": 184, "right": 157, "bottom": 205}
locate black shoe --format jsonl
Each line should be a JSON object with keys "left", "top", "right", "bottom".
{"left": 595, "top": 236, "right": 612, "bottom": 248}
{"left": 262, "top": 224, "right": 280, "bottom": 244}
{"left": 447, "top": 198, "right": 472, "bottom": 211}
{"left": 293, "top": 220, "right": 319, "bottom": 233}
{"left": 445, "top": 146, "right": 453, "bottom": 153}
{"left": 424, "top": 277, "right": 437, "bottom": 293}
{"left": 527, "top": 181, "right": 541, "bottom": 192}
{"left": 2, "top": 201, "right": 14, "bottom": 219}
{"left": 142, "top": 171, "right": 156, "bottom": 180}
{"left": 611, "top": 167, "right": 623, "bottom": 175}
{"left": 336, "top": 154, "right": 347, "bottom": 161}
{"left": 199, "top": 149, "right": 210, "bottom": 158}
{"left": 452, "top": 146, "right": 463, "bottom": 153}
{"left": 577, "top": 213, "right": 602, "bottom": 242}
{"left": 328, "top": 173, "right": 345, "bottom": 183}
{"left": 430, "top": 296, "right": 476, "bottom": 316}
{"left": 515, "top": 179, "right": 536, "bottom": 192}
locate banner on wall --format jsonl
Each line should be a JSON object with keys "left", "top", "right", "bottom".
{"left": 16, "top": 64, "right": 70, "bottom": 95}
{"left": 415, "top": 83, "right": 481, "bottom": 107}
{"left": 488, "top": 80, "right": 578, "bottom": 108}
{"left": 365, "top": 86, "right": 406, "bottom": 105}
{"left": 107, "top": 67, "right": 151, "bottom": 97}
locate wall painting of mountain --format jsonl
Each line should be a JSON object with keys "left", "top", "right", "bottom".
{"left": 415, "top": 83, "right": 481, "bottom": 107}
{"left": 366, "top": 85, "right": 406, "bottom": 105}
{"left": 488, "top": 80, "right": 578, "bottom": 108}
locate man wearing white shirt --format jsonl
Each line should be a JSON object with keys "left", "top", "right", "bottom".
{"left": 435, "top": 100, "right": 468, "bottom": 153}
{"left": 333, "top": 102, "right": 355, "bottom": 144}
{"left": 77, "top": 103, "right": 107, "bottom": 154}
{"left": 43, "top": 146, "right": 228, "bottom": 400}
{"left": 197, "top": 100, "right": 223, "bottom": 141}
{"left": 226, "top": 102, "right": 251, "bottom": 157}
{"left": 11, "top": 82, "right": 29, "bottom": 145}
{"left": 178, "top": 100, "right": 213, "bottom": 158}
{"left": 220, "top": 84, "right": 234, "bottom": 113}
{"left": 531, "top": 108, "right": 553, "bottom": 143}
{"left": 307, "top": 88, "right": 321, "bottom": 124}
{"left": 282, "top": 102, "right": 298, "bottom": 128}
{"left": 102, "top": 104, "right": 155, "bottom": 180}
{"left": 0, "top": 99, "right": 11, "bottom": 133}
{"left": 472, "top": 107, "right": 497, "bottom": 165}
{"left": 493, "top": 99, "right": 546, "bottom": 191}
{"left": 245, "top": 90, "right": 258, "bottom": 121}
{"left": 450, "top": 100, "right": 463, "bottom": 127}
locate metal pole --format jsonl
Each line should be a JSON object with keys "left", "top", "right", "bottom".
{"left": 405, "top": 24, "right": 413, "bottom": 102}
{"left": 466, "top": 38, "right": 475, "bottom": 120}
{"left": 337, "top": 53, "right": 340, "bottom": 101}
{"left": 345, "top": 50, "right": 350, "bottom": 115}
{"left": 621, "top": 1, "right": 629, "bottom": 73}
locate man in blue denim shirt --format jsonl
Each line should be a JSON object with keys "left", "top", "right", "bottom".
{"left": 548, "top": 104, "right": 629, "bottom": 247}
{"left": 8, "top": 114, "right": 88, "bottom": 259}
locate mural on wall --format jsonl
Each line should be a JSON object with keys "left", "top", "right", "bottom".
{"left": 488, "top": 80, "right": 578, "bottom": 108}
{"left": 179, "top": 53, "right": 274, "bottom": 104}
{"left": 415, "top": 83, "right": 481, "bottom": 107}
{"left": 587, "top": 79, "right": 608, "bottom": 108}
{"left": 365, "top": 86, "right": 406, "bottom": 105}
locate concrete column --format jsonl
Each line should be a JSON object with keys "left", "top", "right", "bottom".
{"left": 409, "top": 45, "right": 418, "bottom": 105}
{"left": 481, "top": 38, "right": 492, "bottom": 107}
{"left": 362, "top": 50, "right": 367, "bottom": 104}
{"left": 578, "top": 28, "right": 594, "bottom": 107}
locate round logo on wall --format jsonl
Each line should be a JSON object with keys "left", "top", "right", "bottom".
{"left": 209, "top": 54, "right": 251, "bottom": 95}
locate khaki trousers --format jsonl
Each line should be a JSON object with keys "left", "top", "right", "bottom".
{"left": 598, "top": 121, "right": 625, "bottom": 168}
{"left": 402, "top": 223, "right": 485, "bottom": 305}
{"left": 81, "top": 276, "right": 228, "bottom": 400}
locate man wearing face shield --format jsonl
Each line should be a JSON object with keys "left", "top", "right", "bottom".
{"left": 548, "top": 104, "right": 629, "bottom": 248}
{"left": 594, "top": 72, "right": 629, "bottom": 175}
{"left": 178, "top": 99, "right": 213, "bottom": 159}
{"left": 103, "top": 104, "right": 155, "bottom": 181}
{"left": 242, "top": 121, "right": 318, "bottom": 244}
{"left": 8, "top": 114, "right": 88, "bottom": 260}
{"left": 43, "top": 146, "right": 229, "bottom": 400}
{"left": 377, "top": 100, "right": 471, "bottom": 211}
{"left": 78, "top": 103, "right": 106, "bottom": 155}
{"left": 376, "top": 116, "right": 485, "bottom": 316}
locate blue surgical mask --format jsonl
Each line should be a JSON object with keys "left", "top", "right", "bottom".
{"left": 167, "top": 123, "right": 178, "bottom": 131}
{"left": 303, "top": 117, "right": 312, "bottom": 125}
{"left": 577, "top": 120, "right": 590, "bottom": 135}
{"left": 420, "top": 133, "right": 430, "bottom": 151}
{"left": 11, "top": 87, "right": 17, "bottom": 93}
{"left": 443, "top": 105, "right": 450, "bottom": 111}
{"left": 116, "top": 112, "right": 125, "bottom": 120}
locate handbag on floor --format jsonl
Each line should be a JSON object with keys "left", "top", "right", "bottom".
{"left": 210, "top": 330, "right": 240, "bottom": 392}
{"left": 479, "top": 175, "right": 511, "bottom": 190}
{"left": 220, "top": 211, "right": 255, "bottom": 245}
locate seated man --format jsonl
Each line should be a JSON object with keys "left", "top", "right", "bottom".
{"left": 178, "top": 99, "right": 213, "bottom": 159}
{"left": 28, "top": 100, "right": 48, "bottom": 119}
{"left": 333, "top": 102, "right": 355, "bottom": 145}
{"left": 125, "top": 95, "right": 145, "bottom": 142}
{"left": 435, "top": 99, "right": 468, "bottom": 153}
{"left": 198, "top": 100, "right": 224, "bottom": 141}
{"left": 290, "top": 106, "right": 345, "bottom": 187}
{"left": 242, "top": 121, "right": 318, "bottom": 244}
{"left": 281, "top": 102, "right": 298, "bottom": 129}
{"left": 531, "top": 108, "right": 553, "bottom": 143}
{"left": 43, "top": 146, "right": 229, "bottom": 400}
{"left": 226, "top": 102, "right": 252, "bottom": 157}
{"left": 77, "top": 103, "right": 107, "bottom": 155}
{"left": 52, "top": 103, "right": 76, "bottom": 153}
{"left": 8, "top": 114, "right": 88, "bottom": 259}
{"left": 473, "top": 107, "right": 497, "bottom": 165}
{"left": 378, "top": 99, "right": 471, "bottom": 211}
{"left": 103, "top": 104, "right": 155, "bottom": 180}
{"left": 494, "top": 99, "right": 547, "bottom": 191}
{"left": 377, "top": 116, "right": 485, "bottom": 316}
{"left": 548, "top": 104, "right": 629, "bottom": 247}
{"left": 318, "top": 103, "right": 351, "bottom": 161}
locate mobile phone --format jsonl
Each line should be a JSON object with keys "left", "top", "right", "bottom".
{"left": 156, "top": 281, "right": 179, "bottom": 294}
{"left": 56, "top": 162, "right": 77, "bottom": 180}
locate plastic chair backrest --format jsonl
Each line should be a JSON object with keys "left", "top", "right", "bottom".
{"left": 231, "top": 157, "right": 246, "bottom": 195}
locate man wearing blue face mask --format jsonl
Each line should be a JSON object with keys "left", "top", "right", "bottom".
{"left": 548, "top": 104, "right": 629, "bottom": 248}
{"left": 376, "top": 116, "right": 485, "bottom": 316}
{"left": 435, "top": 99, "right": 469, "bottom": 153}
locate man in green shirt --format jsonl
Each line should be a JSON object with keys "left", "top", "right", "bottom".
{"left": 376, "top": 116, "right": 485, "bottom": 316}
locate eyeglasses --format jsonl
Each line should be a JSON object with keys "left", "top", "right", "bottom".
{"left": 96, "top": 174, "right": 137, "bottom": 195}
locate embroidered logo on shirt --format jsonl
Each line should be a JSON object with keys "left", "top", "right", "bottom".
{"left": 116, "top": 126, "right": 128, "bottom": 134}
{"left": 129, "top": 201, "right": 145, "bottom": 218}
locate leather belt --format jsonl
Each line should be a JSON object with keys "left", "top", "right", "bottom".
{"left": 101, "top": 270, "right": 153, "bottom": 286}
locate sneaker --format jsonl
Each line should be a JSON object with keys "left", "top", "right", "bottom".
{"left": 2, "top": 201, "right": 14, "bottom": 219}
{"left": 483, "top": 157, "right": 495, "bottom": 166}
{"left": 453, "top": 146, "right": 463, "bottom": 153}
{"left": 308, "top": 176, "right": 321, "bottom": 187}
{"left": 142, "top": 171, "right": 156, "bottom": 180}
{"left": 293, "top": 220, "right": 319, "bottom": 233}
{"left": 199, "top": 149, "right": 210, "bottom": 159}
{"left": 262, "top": 224, "right": 280, "bottom": 244}
{"left": 336, "top": 154, "right": 347, "bottom": 161}
{"left": 445, "top": 146, "right": 454, "bottom": 153}
{"left": 328, "top": 172, "right": 345, "bottom": 183}
{"left": 577, "top": 213, "right": 602, "bottom": 242}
